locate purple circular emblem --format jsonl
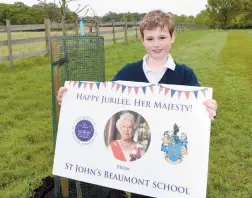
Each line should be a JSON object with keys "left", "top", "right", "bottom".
{"left": 75, "top": 120, "right": 94, "bottom": 142}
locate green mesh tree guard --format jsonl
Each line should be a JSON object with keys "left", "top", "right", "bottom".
{"left": 50, "top": 35, "right": 128, "bottom": 198}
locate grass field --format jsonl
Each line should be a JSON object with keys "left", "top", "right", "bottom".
{"left": 0, "top": 29, "right": 252, "bottom": 198}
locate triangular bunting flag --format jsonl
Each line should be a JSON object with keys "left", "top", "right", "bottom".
{"left": 193, "top": 91, "right": 198, "bottom": 99}
{"left": 83, "top": 83, "right": 87, "bottom": 89}
{"left": 103, "top": 82, "right": 106, "bottom": 88}
{"left": 89, "top": 83, "right": 94, "bottom": 90}
{"left": 159, "top": 86, "right": 163, "bottom": 93}
{"left": 171, "top": 89, "right": 176, "bottom": 98}
{"left": 128, "top": 87, "right": 132, "bottom": 94}
{"left": 122, "top": 85, "right": 127, "bottom": 93}
{"left": 142, "top": 86, "right": 147, "bottom": 94}
{"left": 178, "top": 91, "right": 183, "bottom": 99}
{"left": 73, "top": 81, "right": 77, "bottom": 87}
{"left": 116, "top": 83, "right": 121, "bottom": 91}
{"left": 134, "top": 87, "right": 139, "bottom": 94}
{"left": 164, "top": 88, "right": 170, "bottom": 96}
{"left": 78, "top": 81, "right": 83, "bottom": 88}
{"left": 96, "top": 82, "right": 100, "bottom": 89}
{"left": 201, "top": 89, "right": 206, "bottom": 97}
{"left": 185, "top": 91, "right": 190, "bottom": 99}
{"left": 111, "top": 82, "right": 116, "bottom": 89}
{"left": 149, "top": 86, "right": 153, "bottom": 93}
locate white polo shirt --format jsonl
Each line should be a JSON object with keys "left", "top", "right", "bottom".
{"left": 142, "top": 54, "right": 176, "bottom": 84}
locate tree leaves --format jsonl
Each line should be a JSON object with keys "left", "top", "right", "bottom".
{"left": 206, "top": 0, "right": 252, "bottom": 29}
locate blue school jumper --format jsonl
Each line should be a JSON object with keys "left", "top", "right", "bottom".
{"left": 112, "top": 59, "right": 200, "bottom": 86}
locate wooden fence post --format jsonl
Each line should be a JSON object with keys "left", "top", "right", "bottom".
{"left": 112, "top": 19, "right": 116, "bottom": 44}
{"left": 124, "top": 18, "right": 128, "bottom": 41}
{"left": 75, "top": 20, "right": 79, "bottom": 35}
{"left": 135, "top": 20, "right": 138, "bottom": 39}
{"left": 6, "top": 19, "right": 13, "bottom": 68}
{"left": 95, "top": 20, "right": 99, "bottom": 36}
{"left": 61, "top": 15, "right": 66, "bottom": 36}
{"left": 51, "top": 40, "right": 69, "bottom": 198}
{"left": 44, "top": 19, "right": 51, "bottom": 57}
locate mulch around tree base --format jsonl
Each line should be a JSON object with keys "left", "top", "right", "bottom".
{"left": 31, "top": 176, "right": 129, "bottom": 198}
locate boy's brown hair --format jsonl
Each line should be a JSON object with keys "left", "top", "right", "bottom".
{"left": 139, "top": 10, "right": 175, "bottom": 38}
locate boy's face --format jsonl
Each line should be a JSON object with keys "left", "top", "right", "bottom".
{"left": 141, "top": 26, "right": 175, "bottom": 60}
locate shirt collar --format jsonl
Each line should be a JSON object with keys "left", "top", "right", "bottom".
{"left": 142, "top": 54, "right": 176, "bottom": 73}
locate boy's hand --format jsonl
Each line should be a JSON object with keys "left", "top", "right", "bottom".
{"left": 203, "top": 99, "right": 218, "bottom": 121}
{"left": 56, "top": 87, "right": 68, "bottom": 105}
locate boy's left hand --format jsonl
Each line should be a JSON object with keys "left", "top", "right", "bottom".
{"left": 203, "top": 99, "right": 218, "bottom": 121}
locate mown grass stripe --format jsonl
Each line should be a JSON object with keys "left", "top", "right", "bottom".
{"left": 206, "top": 30, "right": 252, "bottom": 198}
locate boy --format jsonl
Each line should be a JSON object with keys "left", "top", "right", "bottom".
{"left": 57, "top": 9, "right": 217, "bottom": 198}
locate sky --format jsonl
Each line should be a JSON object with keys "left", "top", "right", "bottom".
{"left": 3, "top": 0, "right": 208, "bottom": 17}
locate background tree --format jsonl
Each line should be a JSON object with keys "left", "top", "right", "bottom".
{"left": 206, "top": 0, "right": 240, "bottom": 29}
{"left": 120, "top": 12, "right": 135, "bottom": 22}
{"left": 232, "top": 0, "right": 252, "bottom": 28}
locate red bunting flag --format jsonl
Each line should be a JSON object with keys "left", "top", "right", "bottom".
{"left": 185, "top": 91, "right": 190, "bottom": 99}
{"left": 73, "top": 81, "right": 77, "bottom": 87}
{"left": 89, "top": 83, "right": 94, "bottom": 90}
{"left": 134, "top": 87, "right": 139, "bottom": 94}
{"left": 164, "top": 88, "right": 170, "bottom": 96}
{"left": 103, "top": 82, "right": 106, "bottom": 88}
{"left": 116, "top": 83, "right": 121, "bottom": 91}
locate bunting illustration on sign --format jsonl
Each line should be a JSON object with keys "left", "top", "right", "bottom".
{"left": 69, "top": 81, "right": 107, "bottom": 90}
{"left": 68, "top": 81, "right": 209, "bottom": 100}
{"left": 158, "top": 84, "right": 208, "bottom": 99}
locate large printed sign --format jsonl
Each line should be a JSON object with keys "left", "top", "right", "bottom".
{"left": 53, "top": 80, "right": 212, "bottom": 198}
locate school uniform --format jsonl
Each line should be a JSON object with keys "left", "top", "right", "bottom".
{"left": 112, "top": 54, "right": 200, "bottom": 86}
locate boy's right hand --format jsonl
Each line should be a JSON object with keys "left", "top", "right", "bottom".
{"left": 56, "top": 87, "right": 68, "bottom": 105}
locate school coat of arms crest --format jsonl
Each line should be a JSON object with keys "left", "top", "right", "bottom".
{"left": 161, "top": 123, "right": 188, "bottom": 164}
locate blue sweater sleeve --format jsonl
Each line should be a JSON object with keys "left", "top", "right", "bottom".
{"left": 183, "top": 67, "right": 200, "bottom": 86}
{"left": 111, "top": 64, "right": 131, "bottom": 81}
{"left": 112, "top": 71, "right": 121, "bottom": 81}
{"left": 111, "top": 65, "right": 126, "bottom": 81}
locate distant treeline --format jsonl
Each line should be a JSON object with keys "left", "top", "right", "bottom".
{"left": 0, "top": 0, "right": 251, "bottom": 29}
{"left": 0, "top": 2, "right": 77, "bottom": 25}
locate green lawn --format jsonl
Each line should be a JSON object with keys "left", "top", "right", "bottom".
{"left": 0, "top": 29, "right": 251, "bottom": 198}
